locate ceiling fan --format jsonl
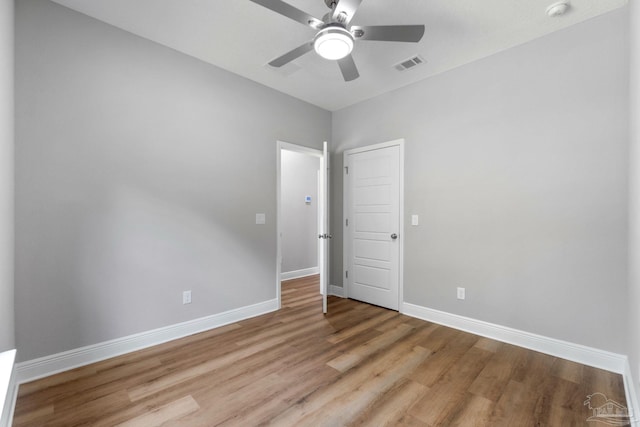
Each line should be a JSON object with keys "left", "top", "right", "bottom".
{"left": 250, "top": 0, "right": 425, "bottom": 81}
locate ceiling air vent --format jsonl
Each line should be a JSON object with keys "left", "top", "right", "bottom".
{"left": 394, "top": 55, "right": 425, "bottom": 71}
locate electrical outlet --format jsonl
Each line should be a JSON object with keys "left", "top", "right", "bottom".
{"left": 183, "top": 290, "right": 192, "bottom": 305}
{"left": 457, "top": 287, "right": 465, "bottom": 300}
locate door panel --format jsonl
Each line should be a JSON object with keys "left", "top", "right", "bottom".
{"left": 346, "top": 144, "right": 400, "bottom": 310}
{"left": 354, "top": 265, "right": 391, "bottom": 290}
{"left": 354, "top": 239, "right": 389, "bottom": 261}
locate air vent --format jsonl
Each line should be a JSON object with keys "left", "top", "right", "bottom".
{"left": 394, "top": 55, "right": 425, "bottom": 71}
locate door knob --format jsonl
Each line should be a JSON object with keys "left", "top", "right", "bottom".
{"left": 391, "top": 233, "right": 398, "bottom": 240}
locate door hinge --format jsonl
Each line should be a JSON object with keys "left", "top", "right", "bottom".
{"left": 345, "top": 166, "right": 349, "bottom": 175}
{"left": 345, "top": 270, "right": 348, "bottom": 278}
{"left": 346, "top": 218, "right": 349, "bottom": 227}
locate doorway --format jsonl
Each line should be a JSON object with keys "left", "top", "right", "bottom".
{"left": 276, "top": 141, "right": 328, "bottom": 311}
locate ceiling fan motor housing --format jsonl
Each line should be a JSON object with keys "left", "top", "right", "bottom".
{"left": 324, "top": 0, "right": 338, "bottom": 9}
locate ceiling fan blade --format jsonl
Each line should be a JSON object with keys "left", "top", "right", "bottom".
{"left": 250, "top": 0, "right": 324, "bottom": 29}
{"left": 332, "top": 0, "right": 363, "bottom": 25}
{"left": 269, "top": 42, "right": 314, "bottom": 67}
{"left": 351, "top": 25, "right": 425, "bottom": 42}
{"left": 337, "top": 54, "right": 359, "bottom": 82}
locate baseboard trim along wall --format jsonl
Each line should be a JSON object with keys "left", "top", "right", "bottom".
{"left": 623, "top": 360, "right": 640, "bottom": 426}
{"left": 0, "top": 350, "right": 17, "bottom": 427}
{"left": 15, "top": 299, "right": 279, "bottom": 384}
{"left": 280, "top": 267, "right": 319, "bottom": 281}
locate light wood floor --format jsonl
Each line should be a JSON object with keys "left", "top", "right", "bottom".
{"left": 14, "top": 275, "right": 628, "bottom": 426}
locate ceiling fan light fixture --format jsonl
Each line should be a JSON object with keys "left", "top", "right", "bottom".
{"left": 313, "top": 27, "right": 354, "bottom": 60}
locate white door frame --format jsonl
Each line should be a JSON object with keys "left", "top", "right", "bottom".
{"left": 343, "top": 139, "right": 405, "bottom": 311}
{"left": 276, "top": 141, "right": 325, "bottom": 310}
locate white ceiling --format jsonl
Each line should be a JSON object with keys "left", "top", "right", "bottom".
{"left": 50, "top": 0, "right": 627, "bottom": 111}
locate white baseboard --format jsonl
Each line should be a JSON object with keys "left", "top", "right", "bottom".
{"left": 0, "top": 350, "right": 16, "bottom": 427}
{"left": 16, "top": 298, "right": 279, "bottom": 384}
{"left": 329, "top": 285, "right": 345, "bottom": 298}
{"left": 281, "top": 267, "right": 319, "bottom": 281}
{"left": 624, "top": 359, "right": 640, "bottom": 426}
{"left": 0, "top": 381, "right": 16, "bottom": 427}
{"left": 402, "top": 302, "right": 627, "bottom": 374}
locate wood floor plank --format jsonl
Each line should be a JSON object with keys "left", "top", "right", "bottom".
{"left": 127, "top": 318, "right": 333, "bottom": 402}
{"left": 326, "top": 310, "right": 398, "bottom": 344}
{"left": 14, "top": 275, "right": 629, "bottom": 426}
{"left": 468, "top": 343, "right": 529, "bottom": 402}
{"left": 115, "top": 395, "right": 200, "bottom": 427}
{"left": 180, "top": 373, "right": 290, "bottom": 425}
{"left": 326, "top": 322, "right": 414, "bottom": 372}
{"left": 411, "top": 329, "right": 480, "bottom": 388}
{"left": 215, "top": 365, "right": 340, "bottom": 427}
{"left": 11, "top": 404, "right": 54, "bottom": 426}
{"left": 440, "top": 392, "right": 494, "bottom": 427}
{"left": 488, "top": 379, "right": 533, "bottom": 426}
{"left": 551, "top": 357, "right": 584, "bottom": 384}
{"left": 268, "top": 345, "right": 430, "bottom": 426}
{"left": 409, "top": 346, "right": 495, "bottom": 425}
{"left": 347, "top": 378, "right": 428, "bottom": 426}
{"left": 474, "top": 337, "right": 502, "bottom": 353}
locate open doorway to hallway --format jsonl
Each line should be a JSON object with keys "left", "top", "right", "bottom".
{"left": 280, "top": 149, "right": 321, "bottom": 283}
{"left": 276, "top": 141, "right": 328, "bottom": 312}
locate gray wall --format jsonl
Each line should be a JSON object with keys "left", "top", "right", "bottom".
{"left": 331, "top": 8, "right": 629, "bottom": 353}
{"left": 15, "top": 0, "right": 330, "bottom": 361}
{"left": 281, "top": 150, "right": 319, "bottom": 274}
{"left": 0, "top": 0, "right": 14, "bottom": 353}
{"left": 629, "top": 0, "right": 640, "bottom": 401}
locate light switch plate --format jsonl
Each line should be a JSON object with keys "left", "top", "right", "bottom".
{"left": 256, "top": 213, "right": 266, "bottom": 225}
{"left": 183, "top": 290, "right": 192, "bottom": 304}
{"left": 411, "top": 215, "right": 419, "bottom": 226}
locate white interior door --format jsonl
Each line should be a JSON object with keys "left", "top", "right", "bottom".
{"left": 344, "top": 142, "right": 401, "bottom": 310}
{"left": 319, "top": 141, "right": 329, "bottom": 314}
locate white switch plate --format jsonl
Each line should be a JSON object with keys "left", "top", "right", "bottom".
{"left": 256, "top": 213, "right": 266, "bottom": 225}
{"left": 183, "top": 290, "right": 192, "bottom": 304}
{"left": 457, "top": 287, "right": 465, "bottom": 300}
{"left": 411, "top": 215, "right": 419, "bottom": 226}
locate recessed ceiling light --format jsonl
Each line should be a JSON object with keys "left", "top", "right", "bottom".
{"left": 546, "top": 1, "right": 570, "bottom": 17}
